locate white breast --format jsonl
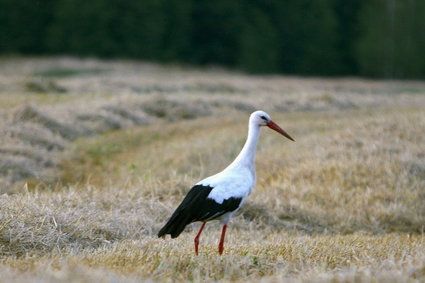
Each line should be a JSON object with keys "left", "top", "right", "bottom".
{"left": 196, "top": 167, "right": 255, "bottom": 204}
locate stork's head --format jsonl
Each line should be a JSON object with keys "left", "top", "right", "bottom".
{"left": 250, "top": 110, "right": 295, "bottom": 141}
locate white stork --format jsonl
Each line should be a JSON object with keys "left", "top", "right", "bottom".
{"left": 158, "top": 110, "right": 294, "bottom": 255}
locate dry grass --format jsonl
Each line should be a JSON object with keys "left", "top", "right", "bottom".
{"left": 0, "top": 57, "right": 425, "bottom": 282}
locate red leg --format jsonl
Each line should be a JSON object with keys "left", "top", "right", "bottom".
{"left": 194, "top": 222, "right": 206, "bottom": 255}
{"left": 218, "top": 224, "right": 227, "bottom": 255}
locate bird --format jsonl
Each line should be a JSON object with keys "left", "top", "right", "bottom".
{"left": 157, "top": 110, "right": 294, "bottom": 255}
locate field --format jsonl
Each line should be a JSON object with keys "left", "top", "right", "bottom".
{"left": 1, "top": 57, "right": 425, "bottom": 282}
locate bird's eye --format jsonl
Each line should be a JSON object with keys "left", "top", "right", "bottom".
{"left": 260, "top": 115, "right": 267, "bottom": 121}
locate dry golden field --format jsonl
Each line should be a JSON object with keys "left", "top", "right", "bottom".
{"left": 1, "top": 57, "right": 425, "bottom": 282}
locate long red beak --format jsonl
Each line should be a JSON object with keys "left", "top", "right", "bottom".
{"left": 267, "top": 121, "right": 295, "bottom": 141}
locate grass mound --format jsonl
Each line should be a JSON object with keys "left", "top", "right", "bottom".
{"left": 142, "top": 97, "right": 212, "bottom": 121}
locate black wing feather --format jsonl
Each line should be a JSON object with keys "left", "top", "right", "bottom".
{"left": 157, "top": 185, "right": 242, "bottom": 238}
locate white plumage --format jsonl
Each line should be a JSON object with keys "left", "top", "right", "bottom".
{"left": 198, "top": 169, "right": 254, "bottom": 204}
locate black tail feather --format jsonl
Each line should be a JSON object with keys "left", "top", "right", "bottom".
{"left": 158, "top": 208, "right": 191, "bottom": 238}
{"left": 158, "top": 185, "right": 242, "bottom": 238}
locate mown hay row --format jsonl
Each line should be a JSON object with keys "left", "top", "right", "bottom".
{"left": 0, "top": 96, "right": 246, "bottom": 190}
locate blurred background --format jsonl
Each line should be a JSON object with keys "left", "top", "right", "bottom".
{"left": 1, "top": 0, "right": 424, "bottom": 79}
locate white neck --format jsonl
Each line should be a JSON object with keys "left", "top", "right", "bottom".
{"left": 226, "top": 122, "right": 261, "bottom": 170}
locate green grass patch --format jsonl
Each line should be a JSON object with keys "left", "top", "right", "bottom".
{"left": 35, "top": 67, "right": 107, "bottom": 78}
